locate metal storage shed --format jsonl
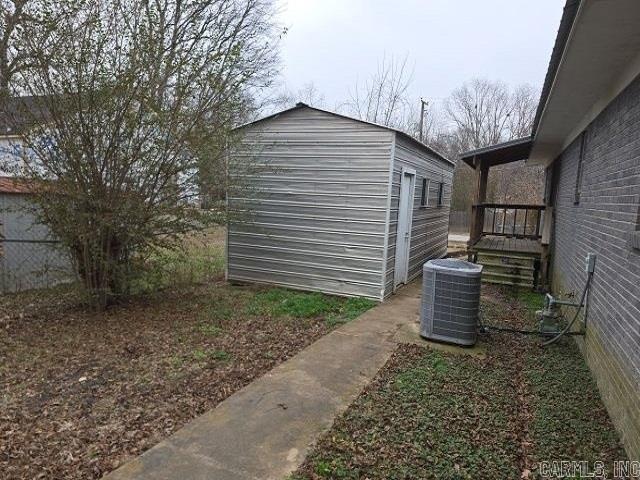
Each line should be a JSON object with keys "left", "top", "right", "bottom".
{"left": 226, "top": 103, "right": 455, "bottom": 301}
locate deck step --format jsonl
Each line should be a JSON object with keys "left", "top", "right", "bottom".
{"left": 473, "top": 252, "right": 539, "bottom": 289}
{"left": 481, "top": 271, "right": 535, "bottom": 288}
{"left": 479, "top": 261, "right": 535, "bottom": 272}
{"left": 481, "top": 270, "right": 534, "bottom": 284}
{"left": 482, "top": 270, "right": 534, "bottom": 283}
{"left": 469, "top": 235, "right": 542, "bottom": 289}
{"left": 481, "top": 276, "right": 534, "bottom": 288}
{"left": 474, "top": 248, "right": 540, "bottom": 258}
{"left": 476, "top": 254, "right": 536, "bottom": 269}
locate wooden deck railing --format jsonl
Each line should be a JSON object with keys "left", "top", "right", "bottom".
{"left": 470, "top": 203, "right": 545, "bottom": 244}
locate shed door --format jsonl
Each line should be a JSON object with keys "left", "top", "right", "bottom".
{"left": 394, "top": 168, "right": 416, "bottom": 288}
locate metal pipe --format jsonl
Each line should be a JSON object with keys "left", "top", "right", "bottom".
{"left": 542, "top": 270, "right": 593, "bottom": 346}
{"left": 549, "top": 298, "right": 584, "bottom": 308}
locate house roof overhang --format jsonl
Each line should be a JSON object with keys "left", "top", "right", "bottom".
{"left": 529, "top": 0, "right": 640, "bottom": 166}
{"left": 459, "top": 137, "right": 532, "bottom": 170}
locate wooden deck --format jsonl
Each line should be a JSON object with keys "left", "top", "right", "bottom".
{"left": 471, "top": 235, "right": 542, "bottom": 255}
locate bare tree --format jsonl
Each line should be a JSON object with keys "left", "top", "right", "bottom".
{"left": 268, "top": 81, "right": 326, "bottom": 111}
{"left": 401, "top": 100, "right": 452, "bottom": 148}
{"left": 490, "top": 160, "right": 544, "bottom": 206}
{"left": 489, "top": 83, "right": 542, "bottom": 204}
{"left": 0, "top": 0, "right": 69, "bottom": 96}
{"left": 443, "top": 79, "right": 541, "bottom": 210}
{"left": 445, "top": 78, "right": 515, "bottom": 152}
{"left": 0, "top": 0, "right": 33, "bottom": 95}
{"left": 507, "top": 84, "right": 538, "bottom": 139}
{"left": 346, "top": 54, "right": 414, "bottom": 128}
{"left": 10, "top": 0, "right": 280, "bottom": 308}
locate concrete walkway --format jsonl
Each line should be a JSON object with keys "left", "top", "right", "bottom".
{"left": 448, "top": 233, "right": 470, "bottom": 244}
{"left": 104, "top": 283, "right": 422, "bottom": 480}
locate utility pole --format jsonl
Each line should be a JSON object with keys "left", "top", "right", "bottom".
{"left": 419, "top": 98, "right": 429, "bottom": 142}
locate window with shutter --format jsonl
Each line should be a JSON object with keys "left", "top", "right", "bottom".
{"left": 632, "top": 204, "right": 640, "bottom": 251}
{"left": 420, "top": 178, "right": 430, "bottom": 207}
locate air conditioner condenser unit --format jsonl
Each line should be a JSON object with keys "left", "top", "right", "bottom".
{"left": 420, "top": 259, "right": 483, "bottom": 346}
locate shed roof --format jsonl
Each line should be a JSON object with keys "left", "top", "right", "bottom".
{"left": 0, "top": 176, "right": 33, "bottom": 194}
{"left": 236, "top": 103, "right": 455, "bottom": 167}
{"left": 459, "top": 137, "right": 532, "bottom": 169}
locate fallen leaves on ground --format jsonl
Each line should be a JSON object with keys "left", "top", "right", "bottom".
{"left": 0, "top": 280, "right": 372, "bottom": 479}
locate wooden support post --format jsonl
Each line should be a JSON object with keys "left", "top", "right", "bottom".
{"left": 469, "top": 158, "right": 489, "bottom": 246}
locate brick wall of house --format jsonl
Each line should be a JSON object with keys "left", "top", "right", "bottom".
{"left": 550, "top": 73, "right": 640, "bottom": 459}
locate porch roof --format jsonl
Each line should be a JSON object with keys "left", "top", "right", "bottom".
{"left": 459, "top": 137, "right": 532, "bottom": 169}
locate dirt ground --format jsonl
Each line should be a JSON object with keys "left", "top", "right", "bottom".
{"left": 0, "top": 232, "right": 375, "bottom": 479}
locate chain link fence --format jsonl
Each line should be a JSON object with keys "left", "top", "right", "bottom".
{"left": 1, "top": 193, "right": 75, "bottom": 294}
{"left": 0, "top": 238, "right": 74, "bottom": 293}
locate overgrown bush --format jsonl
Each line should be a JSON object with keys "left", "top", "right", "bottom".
{"left": 7, "top": 0, "right": 281, "bottom": 308}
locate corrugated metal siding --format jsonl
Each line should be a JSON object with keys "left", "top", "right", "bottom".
{"left": 227, "top": 107, "right": 394, "bottom": 299}
{"left": 0, "top": 194, "right": 73, "bottom": 292}
{"left": 384, "top": 134, "right": 454, "bottom": 297}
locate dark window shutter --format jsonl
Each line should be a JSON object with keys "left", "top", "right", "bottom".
{"left": 574, "top": 131, "right": 587, "bottom": 204}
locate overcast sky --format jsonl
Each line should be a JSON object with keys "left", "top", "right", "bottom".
{"left": 275, "top": 0, "right": 565, "bottom": 110}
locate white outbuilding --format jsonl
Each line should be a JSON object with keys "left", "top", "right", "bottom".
{"left": 226, "top": 103, "right": 455, "bottom": 301}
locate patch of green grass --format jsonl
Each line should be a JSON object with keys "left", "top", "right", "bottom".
{"left": 246, "top": 288, "right": 340, "bottom": 318}
{"left": 298, "top": 347, "right": 519, "bottom": 479}
{"left": 526, "top": 340, "right": 626, "bottom": 464}
{"left": 246, "top": 288, "right": 377, "bottom": 327}
{"left": 325, "top": 296, "right": 378, "bottom": 327}
{"left": 131, "top": 240, "right": 225, "bottom": 294}
{"left": 340, "top": 297, "right": 378, "bottom": 321}
{"left": 312, "top": 458, "right": 352, "bottom": 479}
{"left": 191, "top": 348, "right": 231, "bottom": 362}
{"left": 169, "top": 355, "right": 184, "bottom": 368}
{"left": 192, "top": 349, "right": 208, "bottom": 361}
{"left": 510, "top": 288, "right": 545, "bottom": 310}
{"left": 314, "top": 460, "right": 332, "bottom": 477}
{"left": 197, "top": 323, "right": 224, "bottom": 336}
{"left": 323, "top": 316, "right": 347, "bottom": 328}
{"left": 209, "top": 349, "right": 231, "bottom": 361}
